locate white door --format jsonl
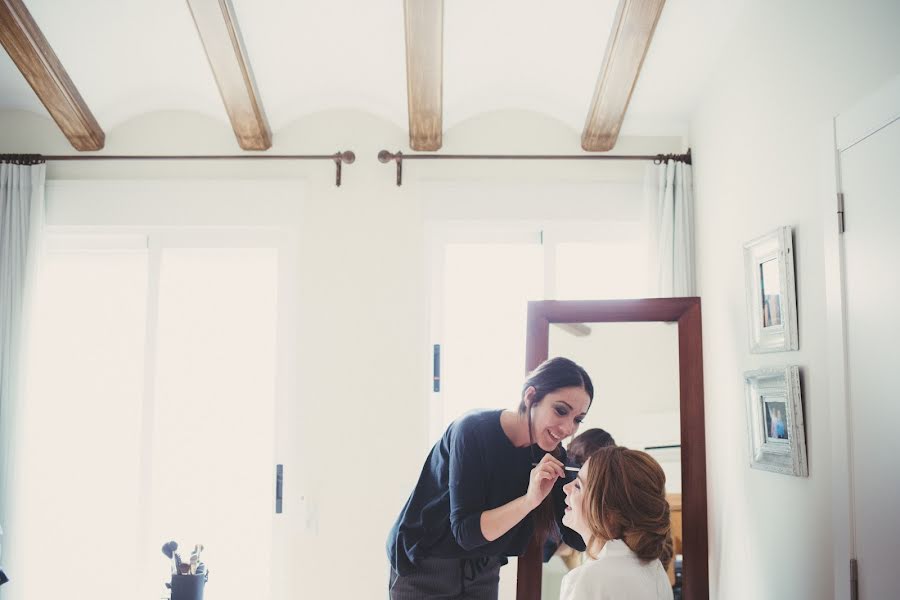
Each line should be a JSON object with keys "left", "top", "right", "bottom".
{"left": 836, "top": 81, "right": 900, "bottom": 599}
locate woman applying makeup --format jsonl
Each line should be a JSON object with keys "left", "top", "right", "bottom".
{"left": 560, "top": 446, "right": 674, "bottom": 600}
{"left": 387, "top": 357, "right": 593, "bottom": 599}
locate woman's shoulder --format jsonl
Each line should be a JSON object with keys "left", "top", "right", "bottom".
{"left": 560, "top": 561, "right": 617, "bottom": 600}
{"left": 449, "top": 409, "right": 503, "bottom": 437}
{"left": 560, "top": 544, "right": 672, "bottom": 600}
{"left": 444, "top": 410, "right": 515, "bottom": 459}
{"left": 569, "top": 554, "right": 624, "bottom": 581}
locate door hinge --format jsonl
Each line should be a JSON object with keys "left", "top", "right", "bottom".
{"left": 850, "top": 558, "right": 858, "bottom": 600}
{"left": 433, "top": 344, "right": 441, "bottom": 392}
{"left": 837, "top": 192, "right": 846, "bottom": 234}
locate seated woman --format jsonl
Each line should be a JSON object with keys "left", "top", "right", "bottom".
{"left": 560, "top": 446, "right": 673, "bottom": 600}
{"left": 543, "top": 428, "right": 616, "bottom": 569}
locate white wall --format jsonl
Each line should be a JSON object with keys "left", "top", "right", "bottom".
{"left": 689, "top": 1, "right": 900, "bottom": 599}
{"left": 0, "top": 107, "right": 681, "bottom": 599}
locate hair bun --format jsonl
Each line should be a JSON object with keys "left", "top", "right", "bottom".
{"left": 582, "top": 447, "right": 674, "bottom": 567}
{"left": 627, "top": 528, "right": 673, "bottom": 568}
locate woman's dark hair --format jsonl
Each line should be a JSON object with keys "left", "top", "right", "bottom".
{"left": 567, "top": 428, "right": 616, "bottom": 466}
{"left": 582, "top": 446, "right": 673, "bottom": 569}
{"left": 520, "top": 356, "right": 594, "bottom": 545}
{"left": 518, "top": 356, "right": 594, "bottom": 415}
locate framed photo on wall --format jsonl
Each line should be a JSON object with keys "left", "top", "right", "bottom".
{"left": 744, "top": 366, "right": 808, "bottom": 477}
{"left": 743, "top": 226, "right": 798, "bottom": 353}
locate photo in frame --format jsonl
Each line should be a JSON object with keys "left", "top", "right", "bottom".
{"left": 743, "top": 226, "right": 798, "bottom": 353}
{"left": 743, "top": 366, "right": 808, "bottom": 476}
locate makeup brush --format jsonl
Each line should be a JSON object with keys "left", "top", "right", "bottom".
{"left": 531, "top": 462, "right": 580, "bottom": 472}
{"left": 161, "top": 541, "right": 178, "bottom": 559}
{"left": 161, "top": 541, "right": 178, "bottom": 575}
{"left": 189, "top": 544, "right": 204, "bottom": 575}
{"left": 176, "top": 556, "right": 190, "bottom": 575}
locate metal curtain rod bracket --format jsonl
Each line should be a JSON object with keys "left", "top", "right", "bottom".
{"left": 377, "top": 148, "right": 691, "bottom": 186}
{"left": 1, "top": 151, "right": 357, "bottom": 187}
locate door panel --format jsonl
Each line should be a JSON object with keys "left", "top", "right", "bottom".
{"left": 840, "top": 117, "right": 900, "bottom": 599}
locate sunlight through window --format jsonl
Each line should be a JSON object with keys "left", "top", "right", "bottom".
{"left": 18, "top": 239, "right": 280, "bottom": 600}
{"left": 146, "top": 247, "right": 277, "bottom": 600}
{"left": 442, "top": 243, "right": 544, "bottom": 428}
{"left": 555, "top": 242, "right": 648, "bottom": 300}
{"left": 19, "top": 248, "right": 148, "bottom": 600}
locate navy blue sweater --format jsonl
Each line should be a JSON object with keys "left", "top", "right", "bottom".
{"left": 387, "top": 409, "right": 585, "bottom": 576}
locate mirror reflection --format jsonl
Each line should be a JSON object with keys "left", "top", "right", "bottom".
{"left": 542, "top": 322, "right": 683, "bottom": 600}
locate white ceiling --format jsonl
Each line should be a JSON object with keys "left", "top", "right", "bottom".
{"left": 0, "top": 0, "right": 747, "bottom": 138}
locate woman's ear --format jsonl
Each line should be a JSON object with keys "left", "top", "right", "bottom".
{"left": 522, "top": 386, "right": 537, "bottom": 407}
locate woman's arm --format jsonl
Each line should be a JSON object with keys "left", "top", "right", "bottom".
{"left": 480, "top": 454, "right": 567, "bottom": 542}
{"left": 479, "top": 495, "right": 533, "bottom": 542}
{"left": 447, "top": 421, "right": 492, "bottom": 550}
{"left": 449, "top": 425, "right": 565, "bottom": 549}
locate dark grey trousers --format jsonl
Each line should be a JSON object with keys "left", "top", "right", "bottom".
{"left": 389, "top": 556, "right": 502, "bottom": 600}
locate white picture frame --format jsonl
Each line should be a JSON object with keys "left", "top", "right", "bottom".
{"left": 744, "top": 366, "right": 808, "bottom": 477}
{"left": 743, "top": 226, "right": 798, "bottom": 353}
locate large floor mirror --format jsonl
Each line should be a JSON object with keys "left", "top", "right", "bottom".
{"left": 516, "top": 298, "right": 708, "bottom": 600}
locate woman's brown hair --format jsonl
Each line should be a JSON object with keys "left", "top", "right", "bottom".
{"left": 581, "top": 446, "right": 673, "bottom": 568}
{"left": 567, "top": 428, "right": 615, "bottom": 466}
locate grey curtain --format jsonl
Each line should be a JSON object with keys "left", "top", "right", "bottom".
{"left": 0, "top": 159, "right": 45, "bottom": 587}
{"left": 645, "top": 159, "right": 695, "bottom": 296}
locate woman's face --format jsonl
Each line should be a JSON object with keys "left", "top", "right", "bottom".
{"left": 526, "top": 385, "right": 590, "bottom": 452}
{"left": 562, "top": 457, "right": 591, "bottom": 540}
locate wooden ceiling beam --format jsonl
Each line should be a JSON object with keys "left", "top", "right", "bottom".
{"left": 581, "top": 0, "right": 665, "bottom": 152}
{"left": 0, "top": 0, "right": 104, "bottom": 151}
{"left": 404, "top": 0, "right": 443, "bottom": 151}
{"left": 186, "top": 0, "right": 271, "bottom": 150}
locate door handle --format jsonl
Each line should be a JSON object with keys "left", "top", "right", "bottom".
{"left": 275, "top": 464, "right": 283, "bottom": 514}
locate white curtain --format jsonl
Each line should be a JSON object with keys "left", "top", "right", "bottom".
{"left": 0, "top": 160, "right": 45, "bottom": 587}
{"left": 645, "top": 159, "right": 695, "bottom": 297}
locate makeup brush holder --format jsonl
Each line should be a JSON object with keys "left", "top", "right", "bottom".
{"left": 171, "top": 574, "right": 205, "bottom": 600}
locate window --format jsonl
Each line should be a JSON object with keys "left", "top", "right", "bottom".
{"left": 554, "top": 241, "right": 648, "bottom": 300}
{"left": 17, "top": 232, "right": 282, "bottom": 600}
{"left": 430, "top": 222, "right": 648, "bottom": 435}
{"left": 146, "top": 246, "right": 277, "bottom": 600}
{"left": 18, "top": 242, "right": 148, "bottom": 600}
{"left": 441, "top": 241, "right": 544, "bottom": 428}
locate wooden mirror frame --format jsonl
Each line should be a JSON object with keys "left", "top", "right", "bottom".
{"left": 516, "top": 298, "right": 709, "bottom": 600}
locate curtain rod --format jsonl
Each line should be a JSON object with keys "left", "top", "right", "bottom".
{"left": 377, "top": 148, "right": 691, "bottom": 186}
{"left": 0, "top": 152, "right": 356, "bottom": 187}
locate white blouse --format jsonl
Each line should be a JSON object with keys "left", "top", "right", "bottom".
{"left": 559, "top": 539, "right": 673, "bottom": 600}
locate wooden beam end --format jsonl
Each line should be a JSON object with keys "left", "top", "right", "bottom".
{"left": 581, "top": 134, "right": 617, "bottom": 152}
{"left": 410, "top": 135, "right": 442, "bottom": 152}
{"left": 236, "top": 130, "right": 272, "bottom": 151}
{"left": 71, "top": 132, "right": 105, "bottom": 151}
